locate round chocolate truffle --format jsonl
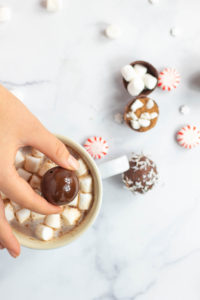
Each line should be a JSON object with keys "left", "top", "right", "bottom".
{"left": 122, "top": 154, "right": 158, "bottom": 194}
{"left": 41, "top": 167, "right": 79, "bottom": 206}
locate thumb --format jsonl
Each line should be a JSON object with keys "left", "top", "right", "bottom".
{"left": 29, "top": 128, "right": 79, "bottom": 171}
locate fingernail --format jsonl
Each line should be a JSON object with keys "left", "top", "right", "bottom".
{"left": 8, "top": 250, "right": 18, "bottom": 258}
{"left": 68, "top": 155, "right": 79, "bottom": 170}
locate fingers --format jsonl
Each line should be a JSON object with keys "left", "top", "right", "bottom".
{"left": 1, "top": 168, "right": 61, "bottom": 215}
{"left": 28, "top": 128, "right": 79, "bottom": 171}
{"left": 0, "top": 198, "right": 20, "bottom": 258}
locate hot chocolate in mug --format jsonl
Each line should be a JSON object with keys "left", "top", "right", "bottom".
{"left": 12, "top": 134, "right": 129, "bottom": 250}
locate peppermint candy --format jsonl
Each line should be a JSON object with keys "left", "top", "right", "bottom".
{"left": 177, "top": 125, "right": 200, "bottom": 149}
{"left": 84, "top": 137, "right": 109, "bottom": 159}
{"left": 158, "top": 68, "right": 180, "bottom": 91}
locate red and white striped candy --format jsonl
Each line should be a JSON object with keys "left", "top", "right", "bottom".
{"left": 177, "top": 125, "right": 200, "bottom": 149}
{"left": 158, "top": 68, "right": 180, "bottom": 91}
{"left": 84, "top": 136, "right": 109, "bottom": 159}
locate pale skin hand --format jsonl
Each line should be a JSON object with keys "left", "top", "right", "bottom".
{"left": 0, "top": 85, "right": 79, "bottom": 258}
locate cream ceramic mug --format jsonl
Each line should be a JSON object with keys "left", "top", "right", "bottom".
{"left": 12, "top": 134, "right": 129, "bottom": 250}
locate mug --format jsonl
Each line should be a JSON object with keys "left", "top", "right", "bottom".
{"left": 12, "top": 134, "right": 129, "bottom": 250}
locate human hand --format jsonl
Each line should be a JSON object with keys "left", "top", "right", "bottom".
{"left": 0, "top": 85, "right": 79, "bottom": 258}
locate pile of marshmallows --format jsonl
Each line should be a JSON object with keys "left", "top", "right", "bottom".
{"left": 121, "top": 64, "right": 158, "bottom": 96}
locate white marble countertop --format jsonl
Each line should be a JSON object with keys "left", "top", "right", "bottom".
{"left": 1, "top": 0, "right": 200, "bottom": 299}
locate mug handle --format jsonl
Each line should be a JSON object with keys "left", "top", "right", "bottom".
{"left": 98, "top": 156, "right": 130, "bottom": 179}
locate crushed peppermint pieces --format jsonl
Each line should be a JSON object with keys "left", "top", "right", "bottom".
{"left": 122, "top": 154, "right": 158, "bottom": 194}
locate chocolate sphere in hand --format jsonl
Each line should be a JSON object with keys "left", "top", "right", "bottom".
{"left": 41, "top": 167, "right": 79, "bottom": 206}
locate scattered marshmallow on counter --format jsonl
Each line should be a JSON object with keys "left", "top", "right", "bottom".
{"left": 45, "top": 214, "right": 61, "bottom": 229}
{"left": 17, "top": 168, "right": 32, "bottom": 181}
{"left": 121, "top": 63, "right": 158, "bottom": 97}
{"left": 29, "top": 175, "right": 41, "bottom": 190}
{"left": 170, "top": 27, "right": 180, "bottom": 37}
{"left": 148, "top": 0, "right": 159, "bottom": 4}
{"left": 24, "top": 155, "right": 42, "bottom": 173}
{"left": 62, "top": 207, "right": 81, "bottom": 225}
{"left": 79, "top": 193, "right": 92, "bottom": 210}
{"left": 114, "top": 113, "right": 123, "bottom": 124}
{"left": 180, "top": 105, "right": 190, "bottom": 115}
{"left": 45, "top": 0, "right": 63, "bottom": 12}
{"left": 15, "top": 150, "right": 25, "bottom": 169}
{"left": 105, "top": 24, "right": 122, "bottom": 39}
{"left": 5, "top": 203, "right": 15, "bottom": 221}
{"left": 0, "top": 6, "right": 11, "bottom": 23}
{"left": 35, "top": 224, "right": 54, "bottom": 241}
{"left": 79, "top": 175, "right": 93, "bottom": 193}
{"left": 16, "top": 209, "right": 31, "bottom": 224}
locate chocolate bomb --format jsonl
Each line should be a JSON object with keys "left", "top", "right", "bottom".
{"left": 41, "top": 167, "right": 79, "bottom": 206}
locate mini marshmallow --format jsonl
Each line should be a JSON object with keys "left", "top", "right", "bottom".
{"left": 16, "top": 208, "right": 31, "bottom": 224}
{"left": 31, "top": 149, "right": 45, "bottom": 159}
{"left": 105, "top": 24, "right": 122, "bottom": 39}
{"left": 150, "top": 112, "right": 158, "bottom": 119}
{"left": 62, "top": 207, "right": 81, "bottom": 225}
{"left": 130, "top": 120, "right": 140, "bottom": 130}
{"left": 38, "top": 160, "right": 57, "bottom": 177}
{"left": 44, "top": 214, "right": 61, "bottom": 229}
{"left": 180, "top": 105, "right": 190, "bottom": 115}
{"left": 15, "top": 150, "right": 25, "bottom": 169}
{"left": 35, "top": 224, "right": 54, "bottom": 241}
{"left": 29, "top": 175, "right": 41, "bottom": 190}
{"left": 24, "top": 155, "right": 42, "bottom": 173}
{"left": 138, "top": 119, "right": 151, "bottom": 128}
{"left": 45, "top": 0, "right": 63, "bottom": 12}
{"left": 127, "top": 111, "right": 138, "bottom": 120}
{"left": 31, "top": 211, "right": 45, "bottom": 221}
{"left": 127, "top": 78, "right": 145, "bottom": 96}
{"left": 79, "top": 175, "right": 93, "bottom": 193}
{"left": 79, "top": 193, "right": 92, "bottom": 210}
{"left": 10, "top": 201, "right": 21, "bottom": 211}
{"left": 130, "top": 99, "right": 144, "bottom": 112}
{"left": 170, "top": 27, "right": 180, "bottom": 37}
{"left": 0, "top": 6, "right": 11, "bottom": 23}
{"left": 121, "top": 65, "right": 137, "bottom": 82}
{"left": 68, "top": 194, "right": 79, "bottom": 207}
{"left": 17, "top": 168, "right": 32, "bottom": 181}
{"left": 146, "top": 99, "right": 154, "bottom": 109}
{"left": 143, "top": 73, "right": 157, "bottom": 90}
{"left": 148, "top": 0, "right": 159, "bottom": 4}
{"left": 75, "top": 159, "right": 88, "bottom": 177}
{"left": 0, "top": 191, "right": 7, "bottom": 200}
{"left": 114, "top": 113, "right": 123, "bottom": 124}
{"left": 133, "top": 64, "right": 147, "bottom": 76}
{"left": 5, "top": 203, "right": 15, "bottom": 221}
{"left": 140, "top": 112, "right": 151, "bottom": 120}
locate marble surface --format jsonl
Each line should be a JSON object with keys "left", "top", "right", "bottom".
{"left": 1, "top": 0, "right": 200, "bottom": 299}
